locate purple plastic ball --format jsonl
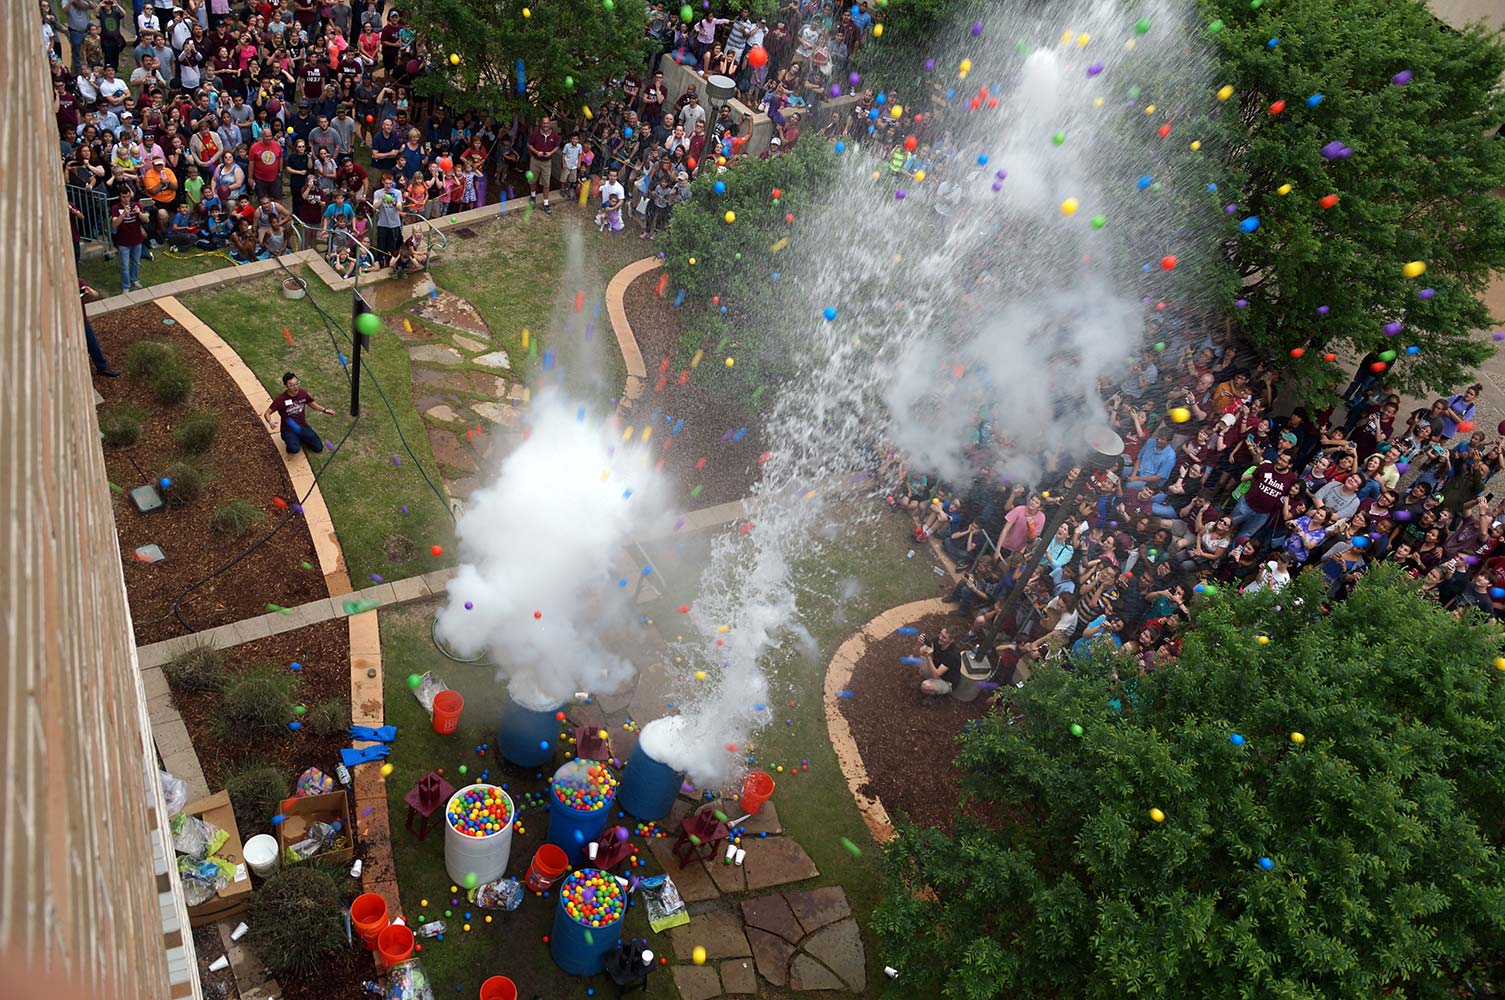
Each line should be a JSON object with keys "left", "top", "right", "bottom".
{"left": 1225, "top": 203, "right": 1238, "bottom": 215}
{"left": 1086, "top": 62, "right": 1103, "bottom": 77}
{"left": 1418, "top": 288, "right": 1435, "bottom": 300}
{"left": 924, "top": 59, "right": 935, "bottom": 72}
{"left": 1316, "top": 305, "right": 1330, "bottom": 315}
{"left": 849, "top": 71, "right": 860, "bottom": 85}
{"left": 1235, "top": 298, "right": 1249, "bottom": 309}
{"left": 895, "top": 189, "right": 906, "bottom": 200}
{"left": 991, "top": 181, "right": 1002, "bottom": 192}
{"left": 971, "top": 20, "right": 983, "bottom": 35}
{"left": 995, "top": 169, "right": 1006, "bottom": 180}
{"left": 464, "top": 601, "right": 474, "bottom": 610}
{"left": 1392, "top": 70, "right": 1413, "bottom": 86}
{"left": 830, "top": 84, "right": 842, "bottom": 97}
{"left": 1383, "top": 322, "right": 1403, "bottom": 336}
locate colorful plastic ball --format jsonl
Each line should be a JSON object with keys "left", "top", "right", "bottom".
{"left": 1319, "top": 193, "right": 1340, "bottom": 210}
{"left": 1419, "top": 287, "right": 1436, "bottom": 299}
{"left": 1149, "top": 808, "right": 1166, "bottom": 823}
{"left": 834, "top": 141, "right": 845, "bottom": 153}
{"left": 1290, "top": 347, "right": 1306, "bottom": 359}
{"left": 1168, "top": 407, "right": 1191, "bottom": 424}
{"left": 1235, "top": 299, "right": 1248, "bottom": 308}
{"left": 680, "top": 3, "right": 693, "bottom": 20}
{"left": 1216, "top": 84, "right": 1234, "bottom": 101}
{"left": 895, "top": 189, "right": 906, "bottom": 200}
{"left": 1051, "top": 130, "right": 1066, "bottom": 145}
{"left": 1269, "top": 100, "right": 1286, "bottom": 115}
{"left": 1238, "top": 216, "right": 1260, "bottom": 234}
{"left": 1290, "top": 732, "right": 1306, "bottom": 744}
{"left": 464, "top": 601, "right": 473, "bottom": 610}
{"left": 1230, "top": 733, "right": 1246, "bottom": 746}
{"left": 407, "top": 674, "right": 422, "bottom": 689}
{"left": 823, "top": 307, "right": 838, "bottom": 321}
{"left": 1090, "top": 215, "right": 1106, "bottom": 229}
{"left": 1137, "top": 174, "right": 1152, "bottom": 190}
{"left": 1059, "top": 198, "right": 1079, "bottom": 216}
{"left": 1135, "top": 17, "right": 1151, "bottom": 33}
{"left": 723, "top": 210, "right": 735, "bottom": 223}
{"left": 692, "top": 946, "right": 707, "bottom": 965}
{"left": 159, "top": 477, "right": 172, "bottom": 489}
{"left": 1392, "top": 70, "right": 1413, "bottom": 86}
{"left": 713, "top": 180, "right": 726, "bottom": 195}
{"left": 1403, "top": 260, "right": 1427, "bottom": 278}
{"left": 449, "top": 53, "right": 460, "bottom": 65}
{"left": 1258, "top": 857, "right": 1274, "bottom": 870}
{"left": 1494, "top": 657, "right": 1505, "bottom": 671}
{"left": 1160, "top": 255, "right": 1177, "bottom": 271}
{"left": 1307, "top": 93, "right": 1323, "bottom": 107}
{"left": 1267, "top": 37, "right": 1278, "bottom": 47}
{"left": 1069, "top": 723, "right": 1084, "bottom": 737}
{"left": 355, "top": 312, "right": 382, "bottom": 336}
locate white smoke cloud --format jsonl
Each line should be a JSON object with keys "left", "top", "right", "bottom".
{"left": 434, "top": 395, "right": 673, "bottom": 710}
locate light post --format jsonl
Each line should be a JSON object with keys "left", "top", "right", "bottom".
{"left": 966, "top": 424, "right": 1124, "bottom": 675}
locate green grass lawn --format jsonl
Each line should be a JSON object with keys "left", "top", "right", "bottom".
{"left": 79, "top": 243, "right": 236, "bottom": 295}
{"left": 378, "top": 506, "right": 942, "bottom": 997}
{"left": 428, "top": 210, "right": 647, "bottom": 408}
{"left": 181, "top": 269, "right": 455, "bottom": 585}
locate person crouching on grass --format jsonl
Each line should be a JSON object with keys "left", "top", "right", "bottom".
{"left": 914, "top": 627, "right": 963, "bottom": 696}
{"left": 264, "top": 372, "right": 335, "bottom": 455}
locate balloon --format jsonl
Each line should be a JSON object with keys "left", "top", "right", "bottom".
{"left": 1168, "top": 407, "right": 1191, "bottom": 423}
{"left": 437, "top": 156, "right": 454, "bottom": 172}
{"left": 1216, "top": 84, "right": 1234, "bottom": 101}
{"left": 1160, "top": 255, "right": 1177, "bottom": 270}
{"left": 449, "top": 53, "right": 460, "bottom": 65}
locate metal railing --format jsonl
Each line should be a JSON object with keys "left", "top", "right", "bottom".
{"left": 66, "top": 182, "right": 115, "bottom": 250}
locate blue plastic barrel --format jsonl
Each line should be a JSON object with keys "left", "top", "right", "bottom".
{"left": 550, "top": 869, "right": 625, "bottom": 975}
{"left": 496, "top": 697, "right": 564, "bottom": 767}
{"left": 546, "top": 760, "right": 618, "bottom": 865}
{"left": 618, "top": 741, "right": 684, "bottom": 821}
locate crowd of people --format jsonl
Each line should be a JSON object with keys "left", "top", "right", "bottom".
{"left": 895, "top": 323, "right": 1505, "bottom": 697}
{"left": 46, "top": 0, "right": 883, "bottom": 294}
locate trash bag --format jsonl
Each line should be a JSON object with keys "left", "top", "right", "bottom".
{"left": 171, "top": 812, "right": 226, "bottom": 861}
{"left": 638, "top": 874, "right": 689, "bottom": 932}
{"left": 177, "top": 855, "right": 232, "bottom": 906}
{"left": 294, "top": 767, "right": 337, "bottom": 797}
{"left": 383, "top": 957, "right": 435, "bottom": 1000}
{"left": 472, "top": 877, "right": 522, "bottom": 911}
{"left": 412, "top": 671, "right": 448, "bottom": 716}
{"left": 160, "top": 770, "right": 189, "bottom": 816}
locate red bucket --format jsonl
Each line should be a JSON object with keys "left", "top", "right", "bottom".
{"left": 524, "top": 843, "right": 570, "bottom": 892}
{"left": 739, "top": 770, "right": 775, "bottom": 815}
{"left": 432, "top": 689, "right": 465, "bottom": 734}
{"left": 349, "top": 892, "right": 389, "bottom": 949}
{"left": 479, "top": 977, "right": 517, "bottom": 1000}
{"left": 377, "top": 923, "right": 415, "bottom": 967}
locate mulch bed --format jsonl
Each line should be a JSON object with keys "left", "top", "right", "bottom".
{"left": 838, "top": 610, "right": 995, "bottom": 835}
{"left": 620, "top": 268, "right": 766, "bottom": 507}
{"left": 91, "top": 302, "right": 327, "bottom": 645}
{"left": 169, "top": 620, "right": 350, "bottom": 800}
{"left": 194, "top": 924, "right": 240, "bottom": 1000}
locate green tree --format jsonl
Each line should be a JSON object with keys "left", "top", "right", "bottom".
{"left": 398, "top": 0, "right": 656, "bottom": 121}
{"left": 875, "top": 566, "right": 1505, "bottom": 999}
{"left": 1203, "top": 0, "right": 1505, "bottom": 397}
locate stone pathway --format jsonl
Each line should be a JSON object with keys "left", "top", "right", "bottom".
{"left": 742, "top": 887, "right": 867, "bottom": 993}
{"left": 395, "top": 284, "right": 529, "bottom": 502}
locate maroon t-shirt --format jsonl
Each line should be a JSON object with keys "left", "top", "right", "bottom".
{"left": 1245, "top": 462, "right": 1296, "bottom": 514}
{"left": 527, "top": 128, "right": 560, "bottom": 159}
{"left": 113, "top": 202, "right": 147, "bottom": 246}
{"left": 270, "top": 387, "right": 315, "bottom": 424}
{"left": 301, "top": 63, "right": 325, "bottom": 100}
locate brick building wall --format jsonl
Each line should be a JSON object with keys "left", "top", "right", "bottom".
{"left": 0, "top": 4, "right": 187, "bottom": 997}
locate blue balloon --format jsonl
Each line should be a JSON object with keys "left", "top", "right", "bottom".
{"left": 1207, "top": 183, "right": 1218, "bottom": 192}
{"left": 1405, "top": 345, "right": 1420, "bottom": 355}
{"left": 977, "top": 153, "right": 989, "bottom": 165}
{"left": 875, "top": 91, "right": 887, "bottom": 104}
{"left": 1239, "top": 216, "right": 1260, "bottom": 233}
{"left": 1136, "top": 174, "right": 1153, "bottom": 189}
{"left": 823, "top": 306, "right": 838, "bottom": 321}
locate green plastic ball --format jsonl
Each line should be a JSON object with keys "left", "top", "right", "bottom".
{"left": 602, "top": 0, "right": 613, "bottom": 10}
{"left": 1089, "top": 215, "right": 1106, "bottom": 230}
{"left": 463, "top": 872, "right": 479, "bottom": 888}
{"left": 1051, "top": 130, "right": 1065, "bottom": 146}
{"left": 525, "top": 169, "right": 535, "bottom": 182}
{"left": 1135, "top": 17, "right": 1151, "bottom": 34}
{"left": 293, "top": 704, "right": 307, "bottom": 715}
{"left": 407, "top": 673, "right": 422, "bottom": 689}
{"left": 680, "top": 3, "right": 693, "bottom": 20}
{"left": 355, "top": 312, "right": 381, "bottom": 336}
{"left": 564, "top": 75, "right": 574, "bottom": 88}
{"left": 1208, "top": 19, "right": 1224, "bottom": 34}
{"left": 1070, "top": 723, "right": 1084, "bottom": 737}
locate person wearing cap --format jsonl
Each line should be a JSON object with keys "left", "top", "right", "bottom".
{"left": 142, "top": 154, "right": 178, "bottom": 239}
{"left": 679, "top": 91, "right": 706, "bottom": 133}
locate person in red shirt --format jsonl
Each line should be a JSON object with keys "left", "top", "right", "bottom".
{"left": 263, "top": 371, "right": 335, "bottom": 454}
{"left": 111, "top": 196, "right": 150, "bottom": 292}
{"left": 249, "top": 133, "right": 284, "bottom": 200}
{"left": 526, "top": 115, "right": 560, "bottom": 212}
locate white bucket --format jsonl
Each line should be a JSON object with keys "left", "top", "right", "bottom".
{"left": 244, "top": 834, "right": 280, "bottom": 877}
{"left": 443, "top": 784, "right": 515, "bottom": 887}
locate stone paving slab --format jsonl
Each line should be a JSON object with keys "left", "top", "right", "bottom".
{"left": 746, "top": 928, "right": 796, "bottom": 988}
{"left": 646, "top": 839, "right": 721, "bottom": 903}
{"left": 786, "top": 886, "right": 851, "bottom": 936}
{"left": 705, "top": 854, "right": 747, "bottom": 894}
{"left": 670, "top": 965, "right": 722, "bottom": 1000}
{"left": 740, "top": 894, "right": 802, "bottom": 943}
{"left": 719, "top": 958, "right": 757, "bottom": 996}
{"left": 669, "top": 909, "right": 751, "bottom": 960}
{"left": 742, "top": 836, "right": 819, "bottom": 891}
{"left": 803, "top": 919, "right": 866, "bottom": 992}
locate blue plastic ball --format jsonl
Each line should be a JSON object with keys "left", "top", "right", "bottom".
{"left": 159, "top": 477, "right": 172, "bottom": 489}
{"left": 1230, "top": 733, "right": 1245, "bottom": 746}
{"left": 713, "top": 180, "right": 726, "bottom": 194}
{"left": 823, "top": 306, "right": 837, "bottom": 321}
{"left": 834, "top": 141, "right": 845, "bottom": 153}
{"left": 539, "top": 740, "right": 549, "bottom": 750}
{"left": 1258, "top": 856, "right": 1274, "bottom": 870}
{"left": 977, "top": 154, "right": 988, "bottom": 165}
{"left": 1239, "top": 216, "right": 1260, "bottom": 233}
{"left": 1136, "top": 175, "right": 1152, "bottom": 190}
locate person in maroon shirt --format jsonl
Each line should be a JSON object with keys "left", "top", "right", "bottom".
{"left": 1231, "top": 451, "right": 1297, "bottom": 539}
{"left": 263, "top": 371, "right": 335, "bottom": 454}
{"left": 335, "top": 157, "right": 369, "bottom": 200}
{"left": 526, "top": 115, "right": 560, "bottom": 211}
{"left": 111, "top": 196, "right": 150, "bottom": 293}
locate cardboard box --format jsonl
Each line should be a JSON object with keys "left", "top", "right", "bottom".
{"left": 182, "top": 789, "right": 253, "bottom": 928}
{"left": 276, "top": 791, "right": 356, "bottom": 865}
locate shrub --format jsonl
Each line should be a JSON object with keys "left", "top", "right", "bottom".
{"left": 163, "top": 642, "right": 225, "bottom": 693}
{"left": 159, "top": 460, "right": 206, "bottom": 506}
{"left": 125, "top": 340, "right": 178, "bottom": 379}
{"left": 99, "top": 404, "right": 145, "bottom": 447}
{"left": 151, "top": 360, "right": 194, "bottom": 405}
{"left": 173, "top": 410, "right": 220, "bottom": 454}
{"left": 221, "top": 668, "right": 296, "bottom": 737}
{"left": 211, "top": 500, "right": 263, "bottom": 538}
{"left": 247, "top": 866, "right": 346, "bottom": 978}
{"left": 225, "top": 762, "right": 289, "bottom": 837}
{"left": 304, "top": 698, "right": 347, "bottom": 738}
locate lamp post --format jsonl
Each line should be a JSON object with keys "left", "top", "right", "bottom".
{"left": 967, "top": 424, "right": 1125, "bottom": 674}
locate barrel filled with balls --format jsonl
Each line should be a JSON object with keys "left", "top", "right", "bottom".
{"left": 444, "top": 783, "right": 515, "bottom": 886}
{"left": 550, "top": 868, "right": 626, "bottom": 975}
{"left": 496, "top": 695, "right": 565, "bottom": 767}
{"left": 545, "top": 759, "right": 619, "bottom": 865}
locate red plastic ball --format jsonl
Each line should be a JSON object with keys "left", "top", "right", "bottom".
{"left": 431, "top": 545, "right": 444, "bottom": 556}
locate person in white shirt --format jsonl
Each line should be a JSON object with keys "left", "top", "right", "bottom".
{"left": 170, "top": 12, "right": 194, "bottom": 51}
{"left": 76, "top": 67, "right": 100, "bottom": 103}
{"left": 560, "top": 132, "right": 583, "bottom": 199}
{"left": 679, "top": 93, "right": 706, "bottom": 132}
{"left": 97, "top": 65, "right": 129, "bottom": 108}
{"left": 136, "top": 8, "right": 161, "bottom": 33}
{"left": 598, "top": 166, "right": 625, "bottom": 208}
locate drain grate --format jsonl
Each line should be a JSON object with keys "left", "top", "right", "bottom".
{"left": 452, "top": 227, "right": 479, "bottom": 240}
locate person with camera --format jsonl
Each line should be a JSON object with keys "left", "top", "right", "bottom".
{"left": 915, "top": 628, "right": 962, "bottom": 697}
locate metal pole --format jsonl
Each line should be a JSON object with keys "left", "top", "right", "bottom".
{"left": 972, "top": 428, "right": 1125, "bottom": 663}
{"left": 350, "top": 289, "right": 369, "bottom": 416}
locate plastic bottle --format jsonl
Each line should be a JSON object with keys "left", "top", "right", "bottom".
{"left": 337, "top": 763, "right": 352, "bottom": 786}
{"left": 416, "top": 921, "right": 447, "bottom": 938}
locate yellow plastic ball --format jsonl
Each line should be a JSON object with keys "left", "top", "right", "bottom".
{"left": 1256, "top": 635, "right": 1270, "bottom": 645}
{"left": 485, "top": 915, "right": 493, "bottom": 923}
{"left": 449, "top": 53, "right": 460, "bottom": 65}
{"left": 463, "top": 923, "right": 471, "bottom": 932}
{"left": 1060, "top": 31, "right": 1075, "bottom": 45}
{"left": 695, "top": 670, "right": 707, "bottom": 681}
{"left": 890, "top": 104, "right": 903, "bottom": 118}
{"left": 1217, "top": 84, "right": 1234, "bottom": 101}
{"left": 872, "top": 23, "right": 882, "bottom": 37}
{"left": 959, "top": 58, "right": 972, "bottom": 74}
{"left": 380, "top": 762, "right": 394, "bottom": 776}
{"left": 1494, "top": 656, "right": 1505, "bottom": 671}
{"left": 1077, "top": 33, "right": 1089, "bottom": 46}
{"left": 1290, "top": 732, "right": 1306, "bottom": 744}
{"left": 1144, "top": 104, "right": 1156, "bottom": 114}
{"left": 1277, "top": 183, "right": 1292, "bottom": 196}
{"left": 692, "top": 946, "right": 707, "bottom": 965}
{"left": 420, "top": 899, "right": 429, "bottom": 907}
{"left": 724, "top": 357, "right": 734, "bottom": 367}
{"left": 688, "top": 257, "right": 697, "bottom": 266}
{"left": 913, "top": 169, "right": 926, "bottom": 182}
{"left": 1149, "top": 808, "right": 1165, "bottom": 823}
{"left": 1190, "top": 140, "right": 1202, "bottom": 151}
{"left": 523, "top": 6, "right": 530, "bottom": 14}
{"left": 1123, "top": 38, "right": 1136, "bottom": 50}
{"left": 724, "top": 210, "right": 736, "bottom": 223}
{"left": 1403, "top": 260, "right": 1427, "bottom": 278}
{"left": 1168, "top": 407, "right": 1191, "bottom": 423}
{"left": 1059, "top": 198, "right": 1080, "bottom": 216}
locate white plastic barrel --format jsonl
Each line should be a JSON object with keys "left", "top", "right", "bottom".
{"left": 443, "top": 784, "right": 515, "bottom": 887}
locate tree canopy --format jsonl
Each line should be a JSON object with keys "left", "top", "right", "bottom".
{"left": 875, "top": 566, "right": 1505, "bottom": 999}
{"left": 398, "top": 0, "right": 656, "bottom": 121}
{"left": 1203, "top": 0, "right": 1505, "bottom": 397}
